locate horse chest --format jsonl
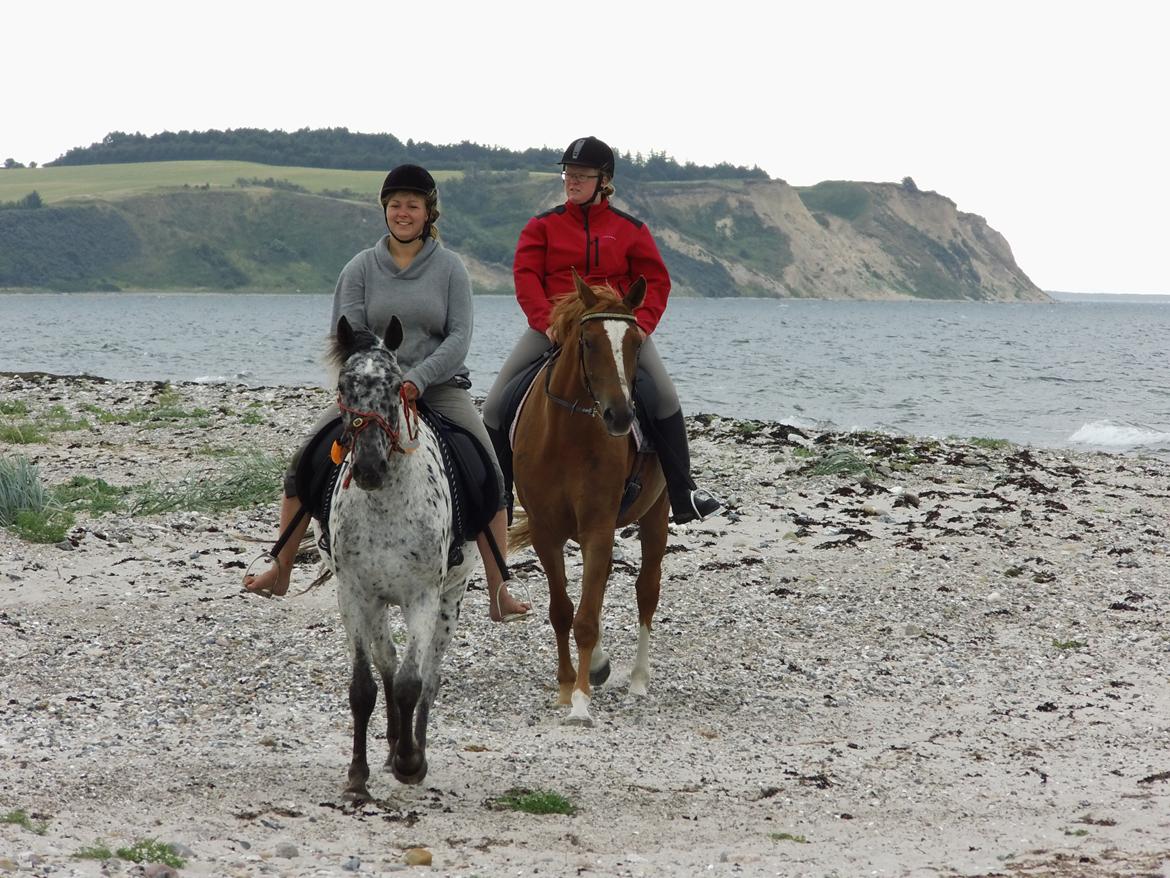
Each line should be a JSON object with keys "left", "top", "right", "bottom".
{"left": 329, "top": 453, "right": 453, "bottom": 584}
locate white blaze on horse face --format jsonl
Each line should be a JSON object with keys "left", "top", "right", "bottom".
{"left": 602, "top": 320, "right": 635, "bottom": 404}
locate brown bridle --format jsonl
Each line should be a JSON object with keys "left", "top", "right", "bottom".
{"left": 544, "top": 310, "right": 640, "bottom": 417}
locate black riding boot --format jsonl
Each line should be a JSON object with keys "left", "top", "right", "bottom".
{"left": 486, "top": 424, "right": 515, "bottom": 524}
{"left": 653, "top": 411, "right": 722, "bottom": 524}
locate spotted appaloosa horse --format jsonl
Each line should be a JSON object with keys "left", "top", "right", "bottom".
{"left": 509, "top": 271, "right": 669, "bottom": 726}
{"left": 323, "top": 315, "right": 475, "bottom": 801}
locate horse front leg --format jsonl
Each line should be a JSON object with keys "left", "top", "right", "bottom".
{"left": 566, "top": 529, "right": 616, "bottom": 726}
{"left": 344, "top": 644, "right": 377, "bottom": 803}
{"left": 531, "top": 533, "right": 575, "bottom": 705}
{"left": 631, "top": 488, "right": 669, "bottom": 697}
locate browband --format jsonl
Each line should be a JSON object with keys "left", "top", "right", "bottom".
{"left": 580, "top": 311, "right": 638, "bottom": 324}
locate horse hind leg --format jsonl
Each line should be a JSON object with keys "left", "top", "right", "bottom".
{"left": 630, "top": 489, "right": 669, "bottom": 697}
{"left": 344, "top": 644, "right": 378, "bottom": 803}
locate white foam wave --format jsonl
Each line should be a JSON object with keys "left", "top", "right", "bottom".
{"left": 1067, "top": 420, "right": 1170, "bottom": 448}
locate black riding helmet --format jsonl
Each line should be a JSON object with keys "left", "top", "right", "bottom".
{"left": 558, "top": 136, "right": 615, "bottom": 177}
{"left": 379, "top": 163, "right": 436, "bottom": 203}
{"left": 379, "top": 164, "right": 438, "bottom": 242}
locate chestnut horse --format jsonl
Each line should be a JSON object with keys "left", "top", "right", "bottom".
{"left": 509, "top": 271, "right": 668, "bottom": 726}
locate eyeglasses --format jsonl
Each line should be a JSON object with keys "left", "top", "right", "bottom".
{"left": 562, "top": 171, "right": 600, "bottom": 184}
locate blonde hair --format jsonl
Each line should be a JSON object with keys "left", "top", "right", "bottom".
{"left": 600, "top": 176, "right": 615, "bottom": 199}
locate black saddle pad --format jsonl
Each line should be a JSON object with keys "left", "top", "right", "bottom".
{"left": 417, "top": 402, "right": 499, "bottom": 545}
{"left": 295, "top": 417, "right": 343, "bottom": 522}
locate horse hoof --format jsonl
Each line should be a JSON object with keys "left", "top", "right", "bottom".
{"left": 589, "top": 658, "right": 611, "bottom": 687}
{"left": 392, "top": 756, "right": 428, "bottom": 786}
{"left": 629, "top": 679, "right": 649, "bottom": 697}
{"left": 342, "top": 787, "right": 371, "bottom": 804}
{"left": 563, "top": 713, "right": 594, "bottom": 728}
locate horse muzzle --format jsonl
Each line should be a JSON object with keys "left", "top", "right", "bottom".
{"left": 350, "top": 455, "right": 388, "bottom": 491}
{"left": 601, "top": 404, "right": 634, "bottom": 437}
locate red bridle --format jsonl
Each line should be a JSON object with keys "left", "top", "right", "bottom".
{"left": 333, "top": 387, "right": 421, "bottom": 486}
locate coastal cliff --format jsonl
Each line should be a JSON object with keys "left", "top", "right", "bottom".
{"left": 0, "top": 166, "right": 1045, "bottom": 301}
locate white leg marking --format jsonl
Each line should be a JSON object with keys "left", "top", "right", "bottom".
{"left": 629, "top": 624, "right": 651, "bottom": 697}
{"left": 565, "top": 689, "right": 594, "bottom": 727}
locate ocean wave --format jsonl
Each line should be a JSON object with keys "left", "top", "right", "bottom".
{"left": 1067, "top": 419, "right": 1170, "bottom": 448}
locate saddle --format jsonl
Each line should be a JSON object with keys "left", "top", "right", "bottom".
{"left": 295, "top": 405, "right": 500, "bottom": 566}
{"left": 503, "top": 350, "right": 661, "bottom": 520}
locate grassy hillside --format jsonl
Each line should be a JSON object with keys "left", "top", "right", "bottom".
{"left": 0, "top": 161, "right": 472, "bottom": 205}
{"left": 0, "top": 161, "right": 1043, "bottom": 300}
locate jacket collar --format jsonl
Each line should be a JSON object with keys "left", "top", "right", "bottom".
{"left": 564, "top": 197, "right": 609, "bottom": 223}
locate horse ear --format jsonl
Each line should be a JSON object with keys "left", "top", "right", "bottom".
{"left": 384, "top": 315, "right": 404, "bottom": 352}
{"left": 573, "top": 267, "right": 598, "bottom": 308}
{"left": 625, "top": 276, "right": 647, "bottom": 311}
{"left": 337, "top": 315, "right": 355, "bottom": 352}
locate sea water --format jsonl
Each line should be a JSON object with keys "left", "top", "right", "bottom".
{"left": 2, "top": 291, "right": 1168, "bottom": 454}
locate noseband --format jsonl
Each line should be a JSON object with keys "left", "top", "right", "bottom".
{"left": 545, "top": 311, "right": 639, "bottom": 417}
{"left": 332, "top": 387, "right": 421, "bottom": 485}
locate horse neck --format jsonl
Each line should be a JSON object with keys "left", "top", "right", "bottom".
{"left": 548, "top": 332, "right": 588, "bottom": 399}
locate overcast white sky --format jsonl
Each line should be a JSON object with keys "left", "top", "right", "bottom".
{"left": 4, "top": 0, "right": 1166, "bottom": 293}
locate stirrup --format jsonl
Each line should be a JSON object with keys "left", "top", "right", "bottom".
{"left": 494, "top": 578, "right": 533, "bottom": 623}
{"left": 672, "top": 488, "right": 722, "bottom": 524}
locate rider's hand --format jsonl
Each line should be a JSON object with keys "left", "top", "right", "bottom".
{"left": 402, "top": 381, "right": 420, "bottom": 401}
{"left": 545, "top": 326, "right": 559, "bottom": 344}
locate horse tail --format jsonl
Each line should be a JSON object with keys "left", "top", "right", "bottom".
{"left": 508, "top": 510, "right": 532, "bottom": 553}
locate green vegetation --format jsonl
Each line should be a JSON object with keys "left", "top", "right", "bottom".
{"left": 132, "top": 453, "right": 283, "bottom": 514}
{"left": 73, "top": 843, "right": 116, "bottom": 860}
{"left": 637, "top": 191, "right": 792, "bottom": 282}
{"left": 770, "top": 831, "right": 809, "bottom": 843}
{"left": 801, "top": 450, "right": 878, "bottom": 478}
{"left": 45, "top": 127, "right": 766, "bottom": 183}
{"left": 967, "top": 436, "right": 1012, "bottom": 450}
{"left": 0, "top": 455, "right": 73, "bottom": 543}
{"left": 0, "top": 400, "right": 91, "bottom": 443}
{"left": 0, "top": 160, "right": 394, "bottom": 205}
{"left": 490, "top": 787, "right": 577, "bottom": 816}
{"left": 0, "top": 144, "right": 1030, "bottom": 300}
{"left": 114, "top": 839, "right": 186, "bottom": 868}
{"left": 1, "top": 808, "right": 49, "bottom": 834}
{"left": 53, "top": 475, "right": 130, "bottom": 515}
{"left": 797, "top": 181, "right": 871, "bottom": 221}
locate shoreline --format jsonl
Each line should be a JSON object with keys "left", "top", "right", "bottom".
{"left": 2, "top": 373, "right": 1169, "bottom": 877}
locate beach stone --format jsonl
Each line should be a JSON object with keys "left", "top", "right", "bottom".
{"left": 342, "top": 855, "right": 362, "bottom": 871}
{"left": 273, "top": 842, "right": 299, "bottom": 858}
{"left": 143, "top": 865, "right": 180, "bottom": 878}
{"left": 404, "top": 848, "right": 433, "bottom": 866}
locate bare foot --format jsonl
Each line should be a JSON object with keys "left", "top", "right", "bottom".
{"left": 489, "top": 580, "right": 532, "bottom": 622}
{"left": 243, "top": 559, "right": 290, "bottom": 596}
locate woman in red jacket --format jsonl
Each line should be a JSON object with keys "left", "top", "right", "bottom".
{"left": 483, "top": 135, "right": 721, "bottom": 524}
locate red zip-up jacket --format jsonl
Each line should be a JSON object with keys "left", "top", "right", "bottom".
{"left": 513, "top": 198, "right": 671, "bottom": 335}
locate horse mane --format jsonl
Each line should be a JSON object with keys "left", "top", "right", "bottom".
{"left": 325, "top": 322, "right": 383, "bottom": 371}
{"left": 548, "top": 283, "right": 625, "bottom": 343}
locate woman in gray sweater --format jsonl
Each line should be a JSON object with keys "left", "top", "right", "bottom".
{"left": 244, "top": 164, "right": 531, "bottom": 622}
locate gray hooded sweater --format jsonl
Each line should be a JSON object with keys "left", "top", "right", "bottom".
{"left": 330, "top": 236, "right": 473, "bottom": 396}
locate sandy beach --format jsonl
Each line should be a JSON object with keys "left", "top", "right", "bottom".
{"left": 1, "top": 372, "right": 1169, "bottom": 877}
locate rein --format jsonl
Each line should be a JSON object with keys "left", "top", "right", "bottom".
{"left": 544, "top": 311, "right": 638, "bottom": 418}
{"left": 333, "top": 386, "right": 421, "bottom": 486}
